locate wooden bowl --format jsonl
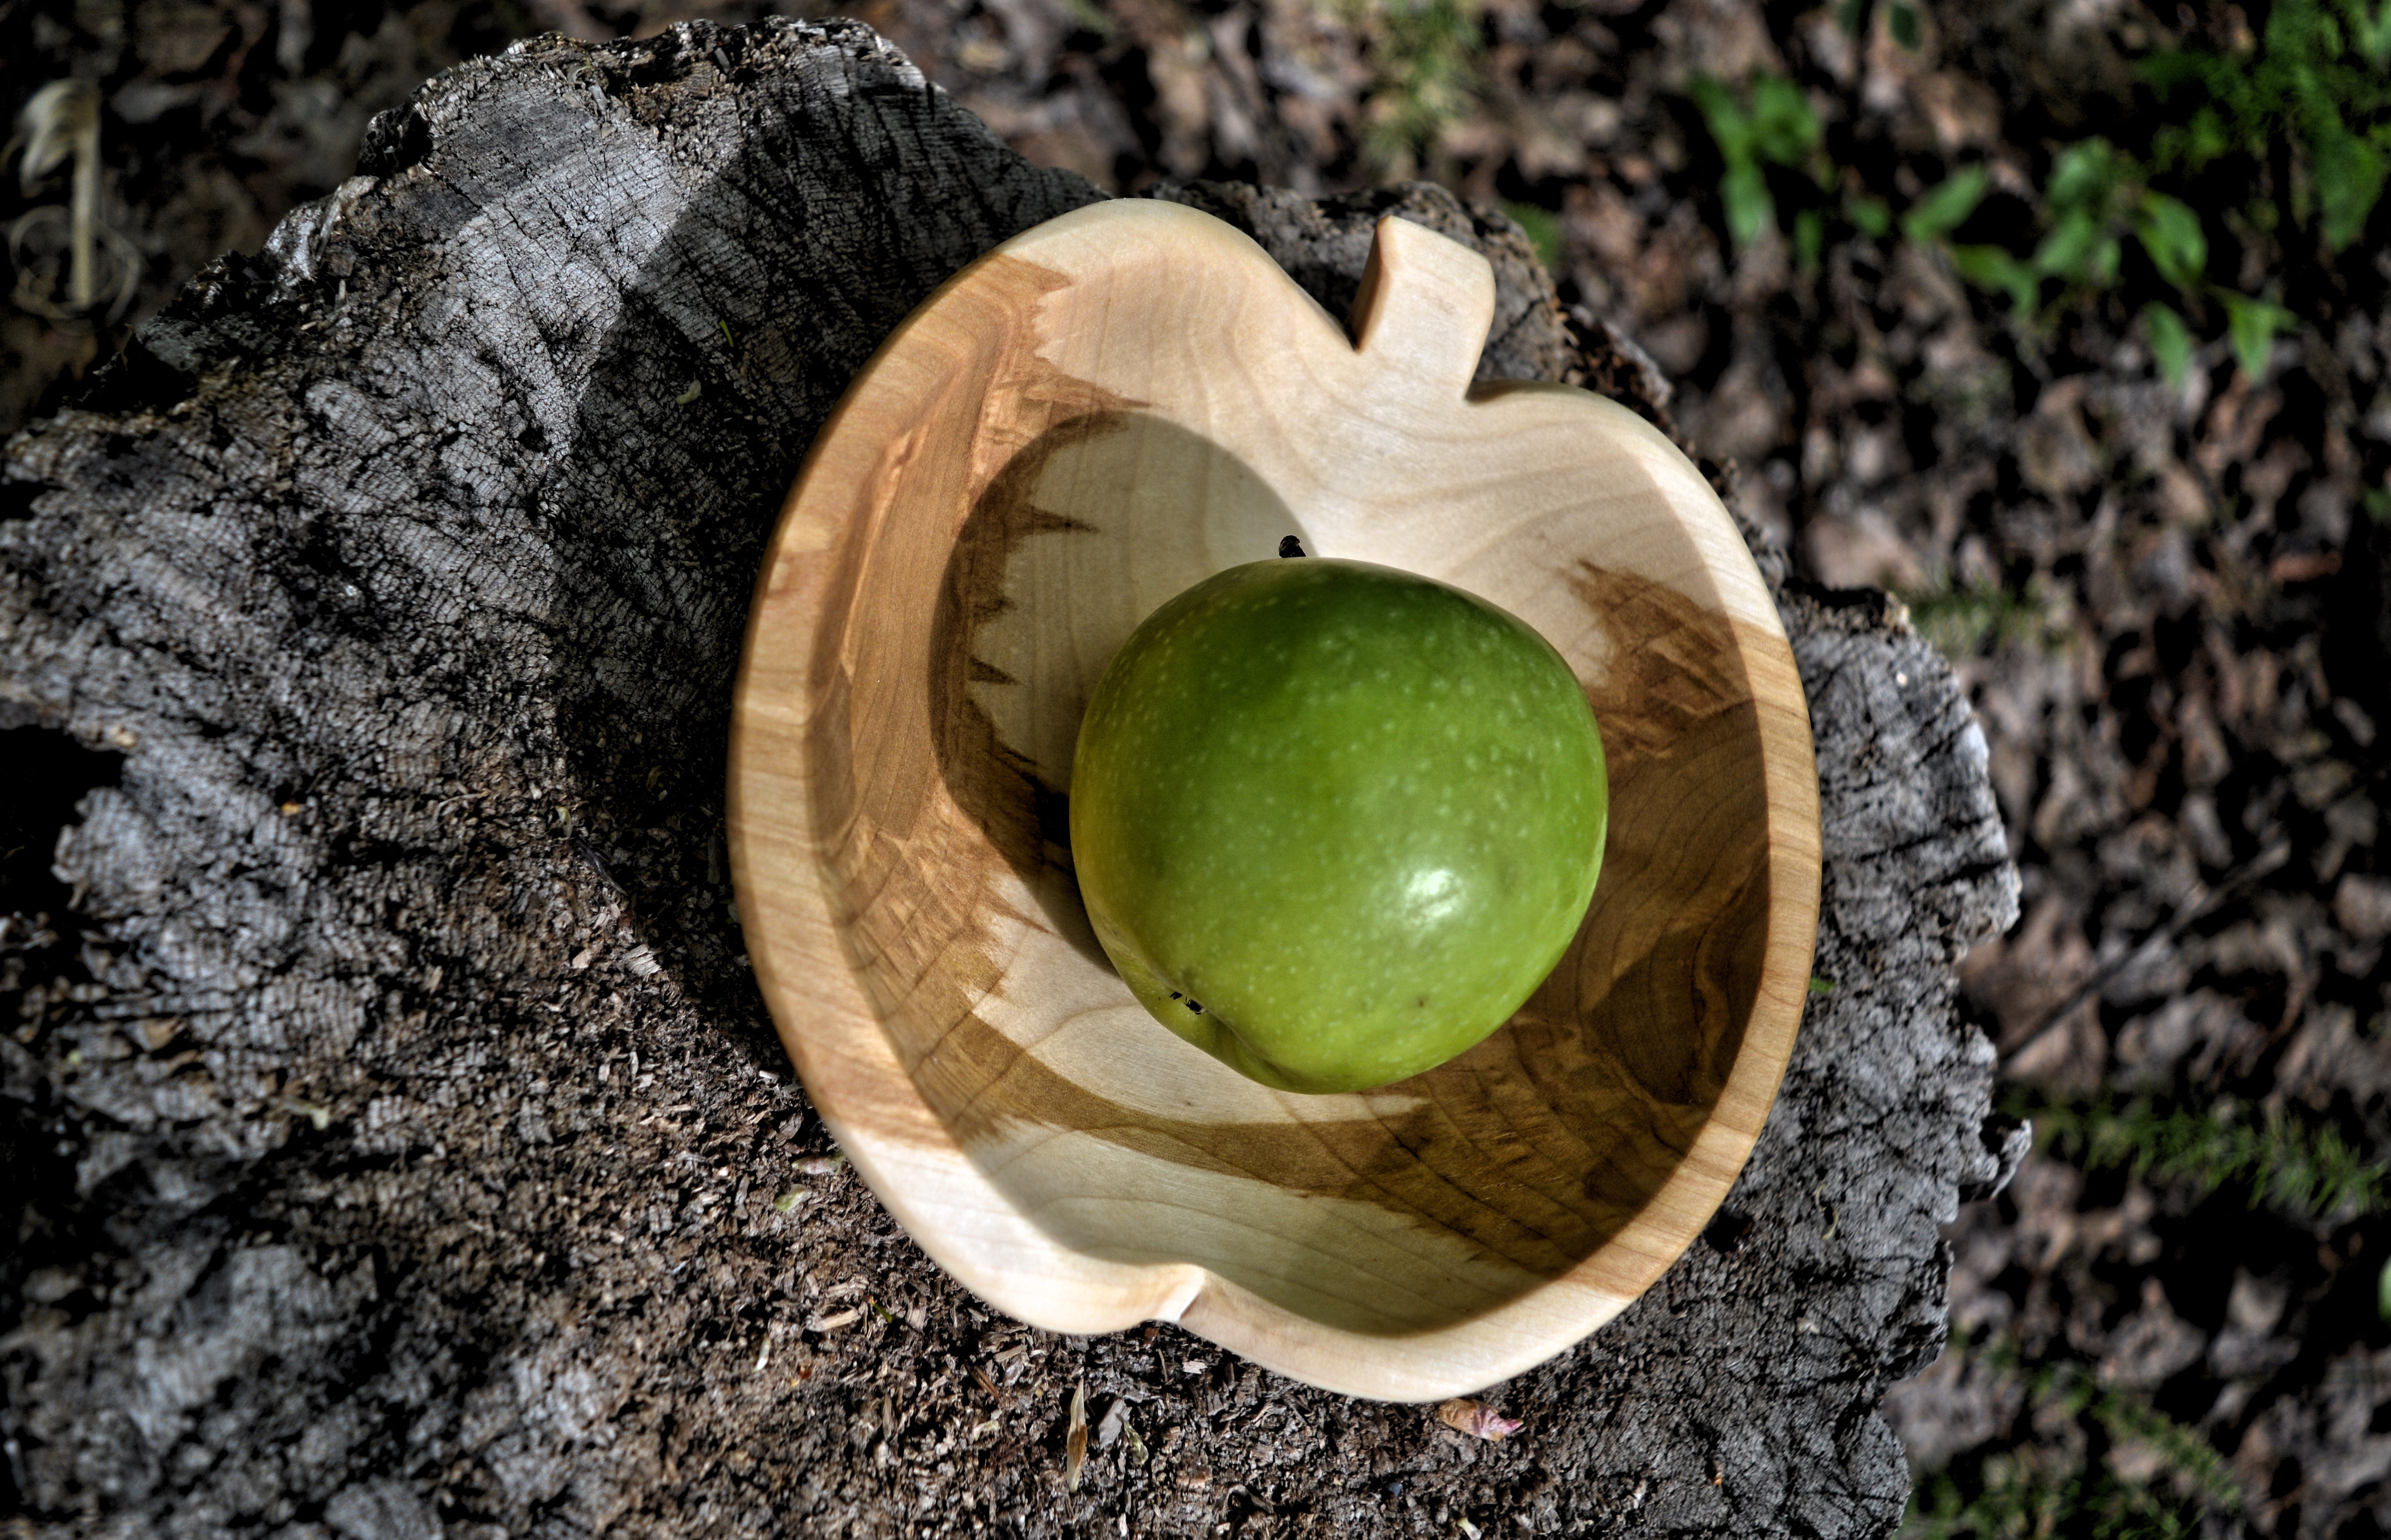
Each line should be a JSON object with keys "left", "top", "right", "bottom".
{"left": 727, "top": 201, "right": 1820, "bottom": 1402}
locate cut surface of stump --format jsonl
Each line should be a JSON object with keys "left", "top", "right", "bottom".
{"left": 0, "top": 20, "right": 2019, "bottom": 1537}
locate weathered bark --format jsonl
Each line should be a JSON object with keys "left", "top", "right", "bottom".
{"left": 0, "top": 20, "right": 2019, "bottom": 1537}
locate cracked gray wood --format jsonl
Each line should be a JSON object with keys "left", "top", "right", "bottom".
{"left": 0, "top": 19, "right": 2019, "bottom": 1537}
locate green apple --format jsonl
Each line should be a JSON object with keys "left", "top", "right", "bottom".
{"left": 1069, "top": 556, "right": 1607, "bottom": 1093}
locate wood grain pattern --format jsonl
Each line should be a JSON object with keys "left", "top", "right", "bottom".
{"left": 727, "top": 200, "right": 1821, "bottom": 1401}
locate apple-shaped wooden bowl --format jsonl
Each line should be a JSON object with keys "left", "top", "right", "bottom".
{"left": 727, "top": 201, "right": 1820, "bottom": 1403}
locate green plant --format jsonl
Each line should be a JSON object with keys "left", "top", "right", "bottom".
{"left": 1055, "top": 0, "right": 1116, "bottom": 40}
{"left": 1899, "top": 575, "right": 2073, "bottom": 659}
{"left": 1686, "top": 71, "right": 2041, "bottom": 279}
{"left": 2012, "top": 1090, "right": 2388, "bottom": 1223}
{"left": 2089, "top": 1378, "right": 2245, "bottom": 1516}
{"left": 1905, "top": 1355, "right": 2238, "bottom": 1537}
{"left": 1837, "top": 0, "right": 1922, "bottom": 49}
{"left": 1501, "top": 201, "right": 1563, "bottom": 274}
{"left": 1686, "top": 72, "right": 1825, "bottom": 252}
{"left": 1905, "top": 1338, "right": 2243, "bottom": 1538}
{"left": 1348, "top": 0, "right": 1485, "bottom": 177}
{"left": 1920, "top": 0, "right": 2389, "bottom": 382}
{"left": 2146, "top": 0, "right": 2391, "bottom": 251}
{"left": 1908, "top": 1459, "right": 2213, "bottom": 1539}
{"left": 1899, "top": 143, "right": 2247, "bottom": 386}
{"left": 1683, "top": 0, "right": 2391, "bottom": 392}
{"left": 1909, "top": 1461, "right": 2211, "bottom": 1539}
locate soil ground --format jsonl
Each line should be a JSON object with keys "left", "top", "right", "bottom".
{"left": 5, "top": 0, "right": 2390, "bottom": 1534}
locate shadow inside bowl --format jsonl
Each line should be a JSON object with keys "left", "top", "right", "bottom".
{"left": 817, "top": 407, "right": 1772, "bottom": 1337}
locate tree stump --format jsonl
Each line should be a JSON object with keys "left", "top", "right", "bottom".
{"left": 0, "top": 20, "right": 2022, "bottom": 1537}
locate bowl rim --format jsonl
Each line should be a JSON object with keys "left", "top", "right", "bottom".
{"left": 727, "top": 199, "right": 1822, "bottom": 1402}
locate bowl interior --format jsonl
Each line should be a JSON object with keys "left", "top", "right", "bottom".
{"left": 807, "top": 414, "right": 1773, "bottom": 1338}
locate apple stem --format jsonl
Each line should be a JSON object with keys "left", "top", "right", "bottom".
{"left": 1277, "top": 536, "right": 1306, "bottom": 558}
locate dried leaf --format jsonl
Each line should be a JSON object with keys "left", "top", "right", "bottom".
{"left": 1435, "top": 1398, "right": 1522, "bottom": 1441}
{"left": 1095, "top": 1396, "right": 1129, "bottom": 1450}
{"left": 1065, "top": 1382, "right": 1089, "bottom": 1492}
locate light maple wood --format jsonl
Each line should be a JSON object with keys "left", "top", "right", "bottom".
{"left": 727, "top": 201, "right": 1821, "bottom": 1403}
